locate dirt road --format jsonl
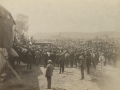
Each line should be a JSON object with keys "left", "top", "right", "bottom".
{"left": 38, "top": 62, "right": 120, "bottom": 90}
{"left": 38, "top": 67, "right": 100, "bottom": 90}
{"left": 90, "top": 62, "right": 120, "bottom": 90}
{"left": 0, "top": 61, "right": 120, "bottom": 90}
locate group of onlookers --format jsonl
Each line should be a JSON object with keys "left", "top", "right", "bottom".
{"left": 10, "top": 38, "right": 120, "bottom": 72}
{"left": 9, "top": 38, "right": 120, "bottom": 89}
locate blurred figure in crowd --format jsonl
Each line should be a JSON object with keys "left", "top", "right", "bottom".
{"left": 79, "top": 52, "right": 86, "bottom": 80}
{"left": 27, "top": 51, "right": 32, "bottom": 70}
{"left": 34, "top": 50, "right": 40, "bottom": 66}
{"left": 59, "top": 53, "right": 65, "bottom": 74}
{"left": 99, "top": 52, "right": 105, "bottom": 69}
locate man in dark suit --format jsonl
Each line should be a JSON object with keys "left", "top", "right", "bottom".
{"left": 45, "top": 60, "right": 54, "bottom": 89}
{"left": 27, "top": 51, "right": 32, "bottom": 70}
{"left": 85, "top": 51, "right": 91, "bottom": 74}
{"left": 69, "top": 51, "right": 74, "bottom": 68}
{"left": 34, "top": 50, "right": 40, "bottom": 66}
{"left": 74, "top": 51, "right": 79, "bottom": 67}
{"left": 50, "top": 51, "right": 56, "bottom": 66}
{"left": 79, "top": 51, "right": 86, "bottom": 80}
{"left": 91, "top": 51, "right": 96, "bottom": 69}
{"left": 43, "top": 52, "right": 49, "bottom": 68}
{"left": 59, "top": 54, "right": 65, "bottom": 73}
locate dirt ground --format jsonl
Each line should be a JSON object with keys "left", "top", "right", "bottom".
{"left": 39, "top": 67, "right": 100, "bottom": 90}
{"left": 0, "top": 61, "right": 120, "bottom": 90}
{"left": 39, "top": 61, "right": 120, "bottom": 90}
{"left": 0, "top": 62, "right": 42, "bottom": 90}
{"left": 90, "top": 61, "right": 120, "bottom": 90}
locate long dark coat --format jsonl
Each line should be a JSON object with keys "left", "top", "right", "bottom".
{"left": 45, "top": 64, "right": 54, "bottom": 77}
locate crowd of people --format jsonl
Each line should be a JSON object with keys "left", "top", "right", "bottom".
{"left": 9, "top": 37, "right": 120, "bottom": 89}
{"left": 11, "top": 38, "right": 120, "bottom": 76}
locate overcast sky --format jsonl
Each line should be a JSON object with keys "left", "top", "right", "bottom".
{"left": 0, "top": 0, "right": 120, "bottom": 35}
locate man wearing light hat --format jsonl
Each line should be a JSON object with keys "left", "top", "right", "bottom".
{"left": 45, "top": 60, "right": 54, "bottom": 89}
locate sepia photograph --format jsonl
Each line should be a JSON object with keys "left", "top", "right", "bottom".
{"left": 0, "top": 0, "right": 120, "bottom": 90}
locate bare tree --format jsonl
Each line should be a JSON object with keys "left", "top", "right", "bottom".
{"left": 15, "top": 14, "right": 29, "bottom": 35}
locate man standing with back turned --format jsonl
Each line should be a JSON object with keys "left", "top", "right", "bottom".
{"left": 45, "top": 60, "right": 54, "bottom": 89}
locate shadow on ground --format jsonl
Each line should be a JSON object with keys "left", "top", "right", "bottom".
{"left": 0, "top": 64, "right": 42, "bottom": 90}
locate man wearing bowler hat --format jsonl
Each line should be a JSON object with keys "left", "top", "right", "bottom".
{"left": 45, "top": 60, "right": 54, "bottom": 89}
